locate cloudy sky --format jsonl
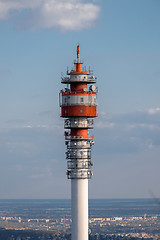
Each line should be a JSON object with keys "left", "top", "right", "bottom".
{"left": 0, "top": 0, "right": 160, "bottom": 199}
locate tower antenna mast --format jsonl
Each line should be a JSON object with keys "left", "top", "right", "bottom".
{"left": 60, "top": 44, "right": 98, "bottom": 240}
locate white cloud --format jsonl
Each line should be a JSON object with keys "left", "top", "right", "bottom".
{"left": 94, "top": 108, "right": 160, "bottom": 155}
{"left": 147, "top": 108, "right": 160, "bottom": 115}
{"left": 126, "top": 123, "right": 160, "bottom": 131}
{"left": 138, "top": 107, "right": 160, "bottom": 115}
{"left": 96, "top": 121, "right": 115, "bottom": 129}
{"left": 99, "top": 111, "right": 112, "bottom": 120}
{"left": 0, "top": 0, "right": 100, "bottom": 31}
{"left": 146, "top": 139, "right": 154, "bottom": 149}
{"left": 0, "top": 0, "right": 40, "bottom": 19}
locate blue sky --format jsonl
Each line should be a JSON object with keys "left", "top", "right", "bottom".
{"left": 0, "top": 0, "right": 160, "bottom": 199}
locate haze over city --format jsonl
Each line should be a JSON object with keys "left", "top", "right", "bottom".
{"left": 0, "top": 0, "right": 160, "bottom": 199}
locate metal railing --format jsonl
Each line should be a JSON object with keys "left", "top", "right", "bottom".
{"left": 67, "top": 160, "right": 93, "bottom": 169}
{"left": 65, "top": 135, "right": 93, "bottom": 140}
{"left": 64, "top": 119, "right": 94, "bottom": 128}
{"left": 61, "top": 89, "right": 96, "bottom": 95}
{"left": 61, "top": 76, "right": 96, "bottom": 83}
{"left": 66, "top": 169, "right": 93, "bottom": 179}
{"left": 66, "top": 150, "right": 91, "bottom": 159}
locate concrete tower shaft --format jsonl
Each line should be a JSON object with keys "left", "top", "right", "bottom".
{"left": 60, "top": 44, "right": 97, "bottom": 240}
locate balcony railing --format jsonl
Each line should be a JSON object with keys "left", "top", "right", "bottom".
{"left": 67, "top": 160, "right": 93, "bottom": 169}
{"left": 66, "top": 169, "right": 93, "bottom": 179}
{"left": 65, "top": 135, "right": 93, "bottom": 141}
{"left": 65, "top": 141, "right": 93, "bottom": 150}
{"left": 61, "top": 89, "right": 97, "bottom": 95}
{"left": 61, "top": 76, "right": 96, "bottom": 83}
{"left": 66, "top": 149, "right": 91, "bottom": 159}
{"left": 64, "top": 119, "right": 94, "bottom": 129}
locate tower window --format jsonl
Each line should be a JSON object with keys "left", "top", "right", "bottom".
{"left": 80, "top": 97, "right": 84, "bottom": 102}
{"left": 80, "top": 109, "right": 83, "bottom": 113}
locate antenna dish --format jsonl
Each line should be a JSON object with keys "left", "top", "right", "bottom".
{"left": 89, "top": 85, "right": 96, "bottom": 91}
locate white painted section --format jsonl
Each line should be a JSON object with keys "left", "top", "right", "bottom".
{"left": 65, "top": 118, "right": 94, "bottom": 128}
{"left": 70, "top": 75, "right": 88, "bottom": 81}
{"left": 71, "top": 179, "right": 88, "bottom": 240}
{"left": 62, "top": 95, "right": 96, "bottom": 106}
{"left": 70, "top": 118, "right": 88, "bottom": 128}
{"left": 70, "top": 140, "right": 91, "bottom": 149}
{"left": 69, "top": 148, "right": 89, "bottom": 158}
{"left": 69, "top": 170, "right": 91, "bottom": 179}
{"left": 68, "top": 160, "right": 90, "bottom": 169}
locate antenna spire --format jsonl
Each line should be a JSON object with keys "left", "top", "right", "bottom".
{"left": 77, "top": 44, "right": 80, "bottom": 63}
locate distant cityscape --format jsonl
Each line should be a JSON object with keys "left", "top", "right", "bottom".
{"left": 0, "top": 199, "right": 160, "bottom": 240}
{"left": 0, "top": 213, "right": 160, "bottom": 239}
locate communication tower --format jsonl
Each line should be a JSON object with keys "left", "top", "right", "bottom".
{"left": 59, "top": 44, "right": 98, "bottom": 240}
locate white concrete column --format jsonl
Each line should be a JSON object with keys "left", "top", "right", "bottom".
{"left": 71, "top": 179, "right": 88, "bottom": 240}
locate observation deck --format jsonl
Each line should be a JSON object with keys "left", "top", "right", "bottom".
{"left": 61, "top": 76, "right": 96, "bottom": 84}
